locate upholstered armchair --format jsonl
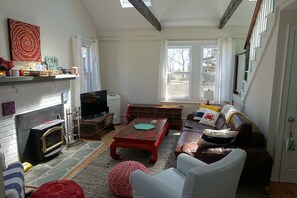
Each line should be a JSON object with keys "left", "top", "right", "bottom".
{"left": 130, "top": 148, "right": 246, "bottom": 198}
{"left": 1, "top": 151, "right": 25, "bottom": 198}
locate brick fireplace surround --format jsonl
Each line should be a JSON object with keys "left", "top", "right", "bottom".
{"left": 0, "top": 80, "right": 72, "bottom": 164}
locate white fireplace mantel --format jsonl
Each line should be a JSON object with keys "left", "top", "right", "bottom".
{"left": 0, "top": 74, "right": 77, "bottom": 86}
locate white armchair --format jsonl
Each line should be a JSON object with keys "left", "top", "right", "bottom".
{"left": 130, "top": 148, "right": 246, "bottom": 198}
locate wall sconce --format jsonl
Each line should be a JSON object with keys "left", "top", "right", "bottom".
{"left": 204, "top": 90, "right": 214, "bottom": 105}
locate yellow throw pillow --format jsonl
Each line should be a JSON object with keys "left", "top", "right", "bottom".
{"left": 200, "top": 104, "right": 221, "bottom": 112}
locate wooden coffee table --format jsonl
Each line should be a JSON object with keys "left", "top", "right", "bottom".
{"left": 110, "top": 118, "right": 170, "bottom": 163}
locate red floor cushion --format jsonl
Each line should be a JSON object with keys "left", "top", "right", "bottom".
{"left": 108, "top": 161, "right": 149, "bottom": 197}
{"left": 30, "top": 180, "right": 84, "bottom": 198}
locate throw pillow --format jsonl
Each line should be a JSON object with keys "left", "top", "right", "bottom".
{"left": 200, "top": 104, "right": 221, "bottom": 112}
{"left": 197, "top": 129, "right": 238, "bottom": 147}
{"left": 199, "top": 109, "right": 220, "bottom": 127}
{"left": 193, "top": 108, "right": 207, "bottom": 121}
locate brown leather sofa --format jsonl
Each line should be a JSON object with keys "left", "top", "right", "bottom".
{"left": 174, "top": 105, "right": 273, "bottom": 186}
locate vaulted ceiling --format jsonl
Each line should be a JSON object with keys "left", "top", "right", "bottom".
{"left": 82, "top": 0, "right": 257, "bottom": 31}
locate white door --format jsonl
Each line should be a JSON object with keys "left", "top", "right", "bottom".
{"left": 279, "top": 24, "right": 297, "bottom": 183}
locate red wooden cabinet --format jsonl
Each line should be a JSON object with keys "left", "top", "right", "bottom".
{"left": 127, "top": 104, "right": 183, "bottom": 130}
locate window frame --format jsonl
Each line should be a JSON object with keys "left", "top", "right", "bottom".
{"left": 200, "top": 44, "right": 218, "bottom": 101}
{"left": 166, "top": 45, "right": 193, "bottom": 100}
{"left": 160, "top": 40, "right": 218, "bottom": 103}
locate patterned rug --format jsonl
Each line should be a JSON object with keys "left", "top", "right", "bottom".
{"left": 72, "top": 131, "right": 269, "bottom": 198}
{"left": 25, "top": 140, "right": 102, "bottom": 186}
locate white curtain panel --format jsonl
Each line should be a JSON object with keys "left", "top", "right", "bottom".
{"left": 217, "top": 38, "right": 236, "bottom": 103}
{"left": 157, "top": 39, "right": 168, "bottom": 102}
{"left": 71, "top": 34, "right": 83, "bottom": 107}
{"left": 90, "top": 40, "right": 101, "bottom": 91}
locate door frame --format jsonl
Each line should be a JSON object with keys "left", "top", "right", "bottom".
{"left": 277, "top": 23, "right": 297, "bottom": 181}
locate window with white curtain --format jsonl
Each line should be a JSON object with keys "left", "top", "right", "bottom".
{"left": 166, "top": 46, "right": 192, "bottom": 99}
{"left": 81, "top": 45, "right": 92, "bottom": 92}
{"left": 71, "top": 34, "right": 102, "bottom": 107}
{"left": 159, "top": 40, "right": 218, "bottom": 103}
{"left": 201, "top": 45, "right": 217, "bottom": 98}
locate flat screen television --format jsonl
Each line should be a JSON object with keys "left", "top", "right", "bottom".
{"left": 80, "top": 90, "right": 108, "bottom": 119}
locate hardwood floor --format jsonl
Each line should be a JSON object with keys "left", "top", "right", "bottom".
{"left": 64, "top": 125, "right": 122, "bottom": 180}
{"left": 267, "top": 182, "right": 297, "bottom": 198}
{"left": 29, "top": 124, "right": 297, "bottom": 197}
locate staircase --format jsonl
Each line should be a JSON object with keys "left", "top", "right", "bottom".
{"left": 236, "top": 0, "right": 275, "bottom": 101}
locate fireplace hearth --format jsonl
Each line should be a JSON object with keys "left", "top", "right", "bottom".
{"left": 15, "top": 104, "right": 65, "bottom": 164}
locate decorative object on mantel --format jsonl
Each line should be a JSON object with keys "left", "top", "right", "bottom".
{"left": 0, "top": 57, "right": 14, "bottom": 76}
{"left": 29, "top": 70, "right": 60, "bottom": 77}
{"left": 45, "top": 56, "right": 58, "bottom": 70}
{"left": 0, "top": 69, "right": 5, "bottom": 77}
{"left": 7, "top": 18, "right": 41, "bottom": 62}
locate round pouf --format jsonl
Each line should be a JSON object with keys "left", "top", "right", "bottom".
{"left": 108, "top": 161, "right": 149, "bottom": 197}
{"left": 30, "top": 180, "right": 84, "bottom": 198}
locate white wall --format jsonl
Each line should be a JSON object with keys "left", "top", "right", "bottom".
{"left": 0, "top": 0, "right": 97, "bottom": 67}
{"left": 98, "top": 27, "right": 247, "bottom": 120}
{"left": 0, "top": 0, "right": 97, "bottom": 164}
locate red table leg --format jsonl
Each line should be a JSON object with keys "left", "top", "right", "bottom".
{"left": 149, "top": 146, "right": 158, "bottom": 163}
{"left": 110, "top": 142, "right": 120, "bottom": 159}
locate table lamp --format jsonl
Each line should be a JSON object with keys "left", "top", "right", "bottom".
{"left": 204, "top": 90, "right": 214, "bottom": 105}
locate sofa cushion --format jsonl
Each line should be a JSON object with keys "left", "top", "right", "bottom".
{"left": 229, "top": 114, "right": 252, "bottom": 147}
{"left": 250, "top": 125, "right": 266, "bottom": 147}
{"left": 199, "top": 109, "right": 220, "bottom": 127}
{"left": 197, "top": 129, "right": 238, "bottom": 147}
{"left": 183, "top": 120, "right": 216, "bottom": 133}
{"left": 215, "top": 115, "right": 226, "bottom": 129}
{"left": 174, "top": 131, "right": 202, "bottom": 157}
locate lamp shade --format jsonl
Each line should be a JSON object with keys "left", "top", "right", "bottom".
{"left": 204, "top": 90, "right": 214, "bottom": 101}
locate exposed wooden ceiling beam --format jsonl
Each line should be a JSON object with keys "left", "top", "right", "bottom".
{"left": 219, "top": 0, "right": 243, "bottom": 29}
{"left": 128, "top": 0, "right": 161, "bottom": 31}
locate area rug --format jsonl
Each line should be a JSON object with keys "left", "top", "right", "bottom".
{"left": 72, "top": 131, "right": 269, "bottom": 198}
{"left": 25, "top": 140, "right": 102, "bottom": 186}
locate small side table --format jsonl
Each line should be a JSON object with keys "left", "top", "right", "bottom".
{"left": 80, "top": 113, "right": 114, "bottom": 139}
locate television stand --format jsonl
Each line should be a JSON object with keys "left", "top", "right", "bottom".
{"left": 80, "top": 113, "right": 114, "bottom": 140}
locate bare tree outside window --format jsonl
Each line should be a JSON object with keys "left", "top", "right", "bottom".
{"left": 166, "top": 47, "right": 191, "bottom": 98}
{"left": 201, "top": 47, "right": 217, "bottom": 98}
{"left": 162, "top": 41, "right": 218, "bottom": 102}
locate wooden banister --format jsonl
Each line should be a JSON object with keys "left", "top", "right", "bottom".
{"left": 244, "top": 0, "right": 263, "bottom": 49}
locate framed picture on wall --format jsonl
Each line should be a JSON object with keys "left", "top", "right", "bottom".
{"left": 7, "top": 18, "right": 42, "bottom": 62}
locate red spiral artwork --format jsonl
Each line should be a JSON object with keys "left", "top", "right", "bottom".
{"left": 8, "top": 18, "right": 41, "bottom": 62}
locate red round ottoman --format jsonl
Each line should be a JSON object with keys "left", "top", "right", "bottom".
{"left": 30, "top": 180, "right": 84, "bottom": 198}
{"left": 108, "top": 161, "right": 149, "bottom": 197}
